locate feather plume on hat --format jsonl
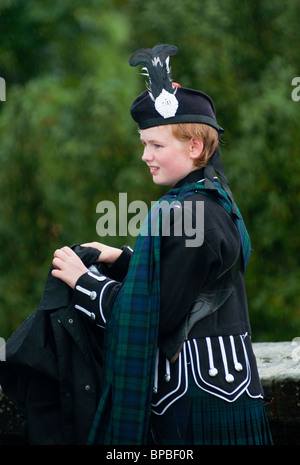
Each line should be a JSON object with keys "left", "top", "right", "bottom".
{"left": 129, "top": 44, "right": 179, "bottom": 118}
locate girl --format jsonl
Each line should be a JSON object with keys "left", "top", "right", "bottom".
{"left": 52, "top": 45, "right": 273, "bottom": 445}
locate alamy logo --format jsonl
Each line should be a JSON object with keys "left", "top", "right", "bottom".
{"left": 291, "top": 77, "right": 300, "bottom": 101}
{"left": 0, "top": 77, "right": 6, "bottom": 101}
{"left": 0, "top": 337, "right": 6, "bottom": 361}
{"left": 96, "top": 193, "right": 204, "bottom": 247}
{"left": 291, "top": 337, "right": 300, "bottom": 361}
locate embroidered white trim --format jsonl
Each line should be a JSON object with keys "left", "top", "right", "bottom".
{"left": 206, "top": 337, "right": 218, "bottom": 377}
{"left": 99, "top": 280, "right": 116, "bottom": 324}
{"left": 76, "top": 285, "right": 90, "bottom": 296}
{"left": 151, "top": 336, "right": 262, "bottom": 414}
{"left": 151, "top": 344, "right": 189, "bottom": 415}
{"left": 245, "top": 389, "right": 264, "bottom": 399}
{"left": 188, "top": 338, "right": 251, "bottom": 403}
{"left": 75, "top": 284, "right": 97, "bottom": 301}
{"left": 165, "top": 358, "right": 171, "bottom": 382}
{"left": 219, "top": 336, "right": 235, "bottom": 383}
{"left": 74, "top": 304, "right": 96, "bottom": 320}
{"left": 88, "top": 271, "right": 106, "bottom": 281}
{"left": 230, "top": 335, "right": 243, "bottom": 372}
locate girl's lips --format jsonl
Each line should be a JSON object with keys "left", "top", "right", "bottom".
{"left": 149, "top": 166, "right": 159, "bottom": 174}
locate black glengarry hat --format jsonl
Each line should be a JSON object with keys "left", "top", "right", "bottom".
{"left": 129, "top": 44, "right": 237, "bottom": 216}
{"left": 129, "top": 44, "right": 223, "bottom": 136}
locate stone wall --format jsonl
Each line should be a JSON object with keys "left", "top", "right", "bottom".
{"left": 253, "top": 341, "right": 300, "bottom": 445}
{"left": 1, "top": 341, "right": 300, "bottom": 445}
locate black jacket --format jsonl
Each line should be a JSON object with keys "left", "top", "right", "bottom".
{"left": 0, "top": 245, "right": 104, "bottom": 445}
{"left": 75, "top": 169, "right": 252, "bottom": 341}
{"left": 73, "top": 169, "right": 264, "bottom": 409}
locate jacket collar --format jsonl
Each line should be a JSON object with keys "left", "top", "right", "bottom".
{"left": 174, "top": 168, "right": 206, "bottom": 188}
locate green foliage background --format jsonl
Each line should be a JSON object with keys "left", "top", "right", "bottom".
{"left": 0, "top": 0, "right": 299, "bottom": 342}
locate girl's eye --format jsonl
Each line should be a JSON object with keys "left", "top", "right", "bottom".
{"left": 154, "top": 144, "right": 162, "bottom": 149}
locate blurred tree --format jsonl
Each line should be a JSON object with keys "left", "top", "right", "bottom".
{"left": 125, "top": 0, "right": 300, "bottom": 341}
{"left": 0, "top": 0, "right": 300, "bottom": 342}
{"left": 0, "top": 1, "right": 150, "bottom": 337}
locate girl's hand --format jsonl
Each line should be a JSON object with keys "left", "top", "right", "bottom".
{"left": 81, "top": 242, "right": 122, "bottom": 266}
{"left": 51, "top": 246, "right": 88, "bottom": 289}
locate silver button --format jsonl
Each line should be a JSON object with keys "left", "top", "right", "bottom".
{"left": 85, "top": 385, "right": 91, "bottom": 391}
{"left": 209, "top": 368, "right": 218, "bottom": 377}
{"left": 68, "top": 318, "right": 73, "bottom": 324}
{"left": 235, "top": 362, "right": 243, "bottom": 372}
{"left": 90, "top": 291, "right": 97, "bottom": 301}
{"left": 225, "top": 374, "right": 234, "bottom": 383}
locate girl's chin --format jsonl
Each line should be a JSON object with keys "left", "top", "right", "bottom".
{"left": 152, "top": 176, "right": 173, "bottom": 186}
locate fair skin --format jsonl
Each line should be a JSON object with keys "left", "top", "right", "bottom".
{"left": 51, "top": 125, "right": 203, "bottom": 288}
{"left": 140, "top": 125, "right": 203, "bottom": 186}
{"left": 51, "top": 242, "right": 122, "bottom": 289}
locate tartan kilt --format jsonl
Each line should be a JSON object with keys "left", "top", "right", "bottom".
{"left": 148, "top": 371, "right": 273, "bottom": 446}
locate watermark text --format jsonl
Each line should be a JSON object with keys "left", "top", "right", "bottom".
{"left": 0, "top": 77, "right": 6, "bottom": 102}
{"left": 291, "top": 77, "right": 300, "bottom": 101}
{"left": 0, "top": 337, "right": 6, "bottom": 361}
{"left": 96, "top": 193, "right": 204, "bottom": 247}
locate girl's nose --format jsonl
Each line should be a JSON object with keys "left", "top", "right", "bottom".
{"left": 142, "top": 145, "right": 153, "bottom": 163}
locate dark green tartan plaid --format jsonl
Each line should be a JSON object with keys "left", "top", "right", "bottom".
{"left": 174, "top": 180, "right": 252, "bottom": 271}
{"left": 88, "top": 181, "right": 251, "bottom": 445}
{"left": 150, "top": 374, "right": 272, "bottom": 445}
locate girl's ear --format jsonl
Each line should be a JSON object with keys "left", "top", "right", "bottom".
{"left": 189, "top": 138, "right": 203, "bottom": 160}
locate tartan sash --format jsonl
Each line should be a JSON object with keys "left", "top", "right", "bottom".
{"left": 171, "top": 180, "right": 252, "bottom": 271}
{"left": 88, "top": 180, "right": 251, "bottom": 445}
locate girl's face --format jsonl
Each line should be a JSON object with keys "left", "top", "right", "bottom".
{"left": 140, "top": 125, "right": 198, "bottom": 186}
